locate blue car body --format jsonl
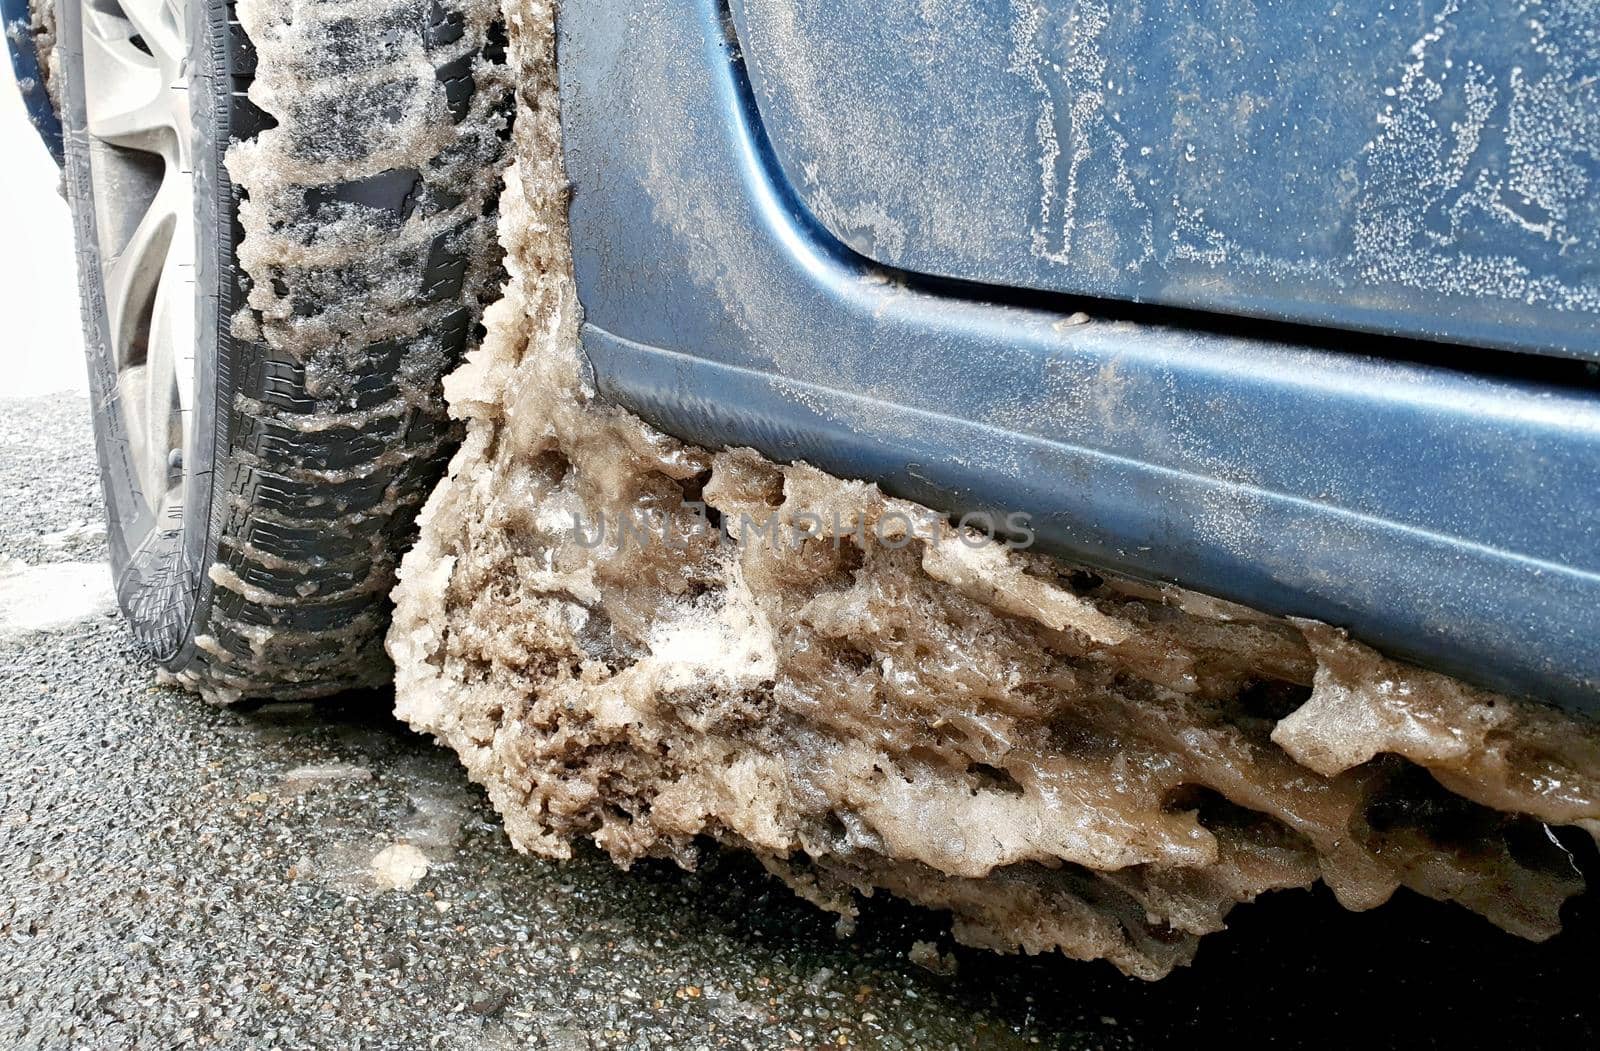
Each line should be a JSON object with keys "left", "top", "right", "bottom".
{"left": 559, "top": 0, "right": 1600, "bottom": 713}
{"left": 15, "top": 0, "right": 1600, "bottom": 712}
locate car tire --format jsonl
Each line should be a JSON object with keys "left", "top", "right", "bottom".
{"left": 56, "top": 0, "right": 509, "bottom": 702}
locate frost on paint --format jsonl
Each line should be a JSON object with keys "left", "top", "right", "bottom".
{"left": 388, "top": 0, "right": 1600, "bottom": 979}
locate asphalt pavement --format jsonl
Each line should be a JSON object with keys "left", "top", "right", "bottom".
{"left": 2, "top": 391, "right": 1597, "bottom": 1050}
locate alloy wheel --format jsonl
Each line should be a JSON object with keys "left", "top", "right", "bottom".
{"left": 80, "top": 0, "right": 195, "bottom": 519}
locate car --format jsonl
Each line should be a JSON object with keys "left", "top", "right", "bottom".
{"left": 13, "top": 0, "right": 1597, "bottom": 710}
{"left": 10, "top": 0, "right": 1600, "bottom": 979}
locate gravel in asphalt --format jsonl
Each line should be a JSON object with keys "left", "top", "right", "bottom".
{"left": 2, "top": 394, "right": 1596, "bottom": 1049}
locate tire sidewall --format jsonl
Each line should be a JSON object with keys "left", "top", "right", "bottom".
{"left": 56, "top": 0, "right": 230, "bottom": 664}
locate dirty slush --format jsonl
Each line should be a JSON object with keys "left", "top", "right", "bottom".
{"left": 205, "top": 0, "right": 1600, "bottom": 982}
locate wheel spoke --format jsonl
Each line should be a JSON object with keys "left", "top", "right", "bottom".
{"left": 141, "top": 295, "right": 179, "bottom": 506}
{"left": 81, "top": 8, "right": 169, "bottom": 151}
{"left": 102, "top": 176, "right": 179, "bottom": 370}
{"left": 119, "top": 0, "right": 186, "bottom": 72}
{"left": 116, "top": 363, "right": 158, "bottom": 505}
{"left": 148, "top": 202, "right": 196, "bottom": 494}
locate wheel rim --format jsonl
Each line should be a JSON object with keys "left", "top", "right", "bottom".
{"left": 80, "top": 0, "right": 195, "bottom": 518}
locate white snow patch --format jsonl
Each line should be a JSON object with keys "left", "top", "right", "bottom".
{"left": 0, "top": 559, "right": 115, "bottom": 635}
{"left": 369, "top": 843, "right": 430, "bottom": 891}
{"left": 40, "top": 520, "right": 107, "bottom": 549}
